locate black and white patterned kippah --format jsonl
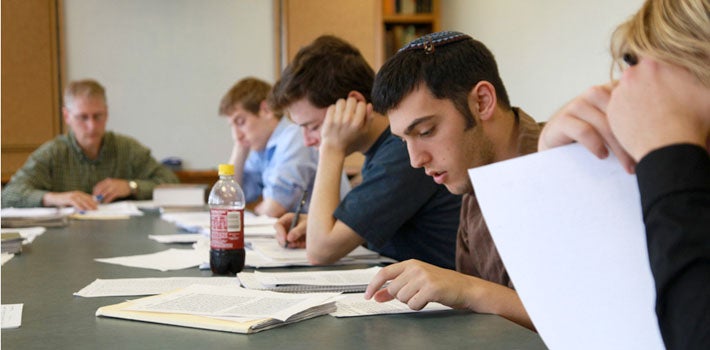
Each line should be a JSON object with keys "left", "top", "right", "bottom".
{"left": 398, "top": 31, "right": 470, "bottom": 54}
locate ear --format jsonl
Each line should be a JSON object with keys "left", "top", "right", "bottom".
{"left": 468, "top": 81, "right": 498, "bottom": 121}
{"left": 62, "top": 107, "right": 71, "bottom": 124}
{"left": 259, "top": 100, "right": 272, "bottom": 118}
{"left": 347, "top": 90, "right": 367, "bottom": 103}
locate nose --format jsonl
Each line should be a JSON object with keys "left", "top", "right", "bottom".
{"left": 236, "top": 129, "right": 245, "bottom": 141}
{"left": 302, "top": 129, "right": 320, "bottom": 147}
{"left": 407, "top": 142, "right": 429, "bottom": 169}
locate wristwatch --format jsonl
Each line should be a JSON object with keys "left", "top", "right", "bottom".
{"left": 128, "top": 180, "right": 138, "bottom": 196}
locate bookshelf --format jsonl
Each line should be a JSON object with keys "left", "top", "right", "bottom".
{"left": 382, "top": 0, "right": 441, "bottom": 61}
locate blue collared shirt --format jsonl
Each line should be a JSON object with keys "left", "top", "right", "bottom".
{"left": 241, "top": 118, "right": 351, "bottom": 212}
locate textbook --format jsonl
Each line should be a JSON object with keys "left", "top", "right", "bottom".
{"left": 237, "top": 266, "right": 381, "bottom": 293}
{"left": 96, "top": 284, "right": 338, "bottom": 334}
{"left": 153, "top": 184, "right": 207, "bottom": 209}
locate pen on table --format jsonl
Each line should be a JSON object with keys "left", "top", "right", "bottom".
{"left": 285, "top": 190, "right": 308, "bottom": 248}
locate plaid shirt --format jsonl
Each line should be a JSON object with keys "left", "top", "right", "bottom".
{"left": 1, "top": 131, "right": 178, "bottom": 207}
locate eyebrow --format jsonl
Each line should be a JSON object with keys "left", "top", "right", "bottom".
{"left": 403, "top": 115, "right": 435, "bottom": 136}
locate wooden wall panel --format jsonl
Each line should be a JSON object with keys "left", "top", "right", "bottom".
{"left": 279, "top": 0, "right": 382, "bottom": 72}
{"left": 1, "top": 0, "right": 62, "bottom": 183}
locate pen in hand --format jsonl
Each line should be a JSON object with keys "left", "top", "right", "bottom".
{"left": 285, "top": 190, "right": 308, "bottom": 248}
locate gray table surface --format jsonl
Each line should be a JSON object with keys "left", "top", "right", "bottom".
{"left": 1, "top": 212, "right": 548, "bottom": 349}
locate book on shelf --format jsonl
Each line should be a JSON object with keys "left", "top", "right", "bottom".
{"left": 387, "top": 0, "right": 433, "bottom": 15}
{"left": 153, "top": 184, "right": 207, "bottom": 210}
{"left": 96, "top": 284, "right": 338, "bottom": 334}
{"left": 1, "top": 232, "right": 23, "bottom": 254}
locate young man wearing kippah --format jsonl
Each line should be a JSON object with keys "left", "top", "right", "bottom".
{"left": 365, "top": 31, "right": 542, "bottom": 330}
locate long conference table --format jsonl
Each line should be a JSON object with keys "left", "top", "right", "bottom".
{"left": 1, "top": 212, "right": 548, "bottom": 349}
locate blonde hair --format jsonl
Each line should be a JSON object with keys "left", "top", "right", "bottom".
{"left": 611, "top": 0, "right": 710, "bottom": 87}
{"left": 63, "top": 79, "right": 107, "bottom": 108}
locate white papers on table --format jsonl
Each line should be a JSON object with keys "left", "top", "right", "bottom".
{"left": 330, "top": 293, "right": 451, "bottom": 317}
{"left": 72, "top": 201, "right": 144, "bottom": 220}
{"left": 161, "top": 211, "right": 277, "bottom": 237}
{"left": 468, "top": 143, "right": 664, "bottom": 350}
{"left": 1, "top": 304, "right": 23, "bottom": 329}
{"left": 74, "top": 277, "right": 238, "bottom": 297}
{"left": 0, "top": 207, "right": 74, "bottom": 218}
{"left": 0, "top": 207, "right": 73, "bottom": 227}
{"left": 1, "top": 253, "right": 14, "bottom": 265}
{"left": 238, "top": 267, "right": 380, "bottom": 293}
{"left": 95, "top": 248, "right": 204, "bottom": 272}
{"left": 148, "top": 234, "right": 203, "bottom": 244}
{"left": 123, "top": 284, "right": 339, "bottom": 321}
{"left": 1, "top": 226, "right": 46, "bottom": 244}
{"left": 247, "top": 238, "right": 380, "bottom": 266}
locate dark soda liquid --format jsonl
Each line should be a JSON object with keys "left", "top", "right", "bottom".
{"left": 210, "top": 249, "right": 245, "bottom": 275}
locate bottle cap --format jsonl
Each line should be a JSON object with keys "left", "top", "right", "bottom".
{"left": 218, "top": 164, "right": 235, "bottom": 176}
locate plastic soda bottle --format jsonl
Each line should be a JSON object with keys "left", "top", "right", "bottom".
{"left": 208, "top": 164, "right": 245, "bottom": 275}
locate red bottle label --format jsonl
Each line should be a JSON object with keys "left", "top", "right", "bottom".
{"left": 209, "top": 208, "right": 244, "bottom": 249}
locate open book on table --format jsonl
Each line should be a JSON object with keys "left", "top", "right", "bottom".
{"left": 96, "top": 284, "right": 338, "bottom": 334}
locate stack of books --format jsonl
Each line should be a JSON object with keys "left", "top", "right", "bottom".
{"left": 1, "top": 232, "right": 23, "bottom": 254}
{"left": 0, "top": 207, "right": 73, "bottom": 228}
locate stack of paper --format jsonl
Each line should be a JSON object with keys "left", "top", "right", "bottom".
{"left": 238, "top": 267, "right": 380, "bottom": 293}
{"left": 1, "top": 227, "right": 47, "bottom": 244}
{"left": 96, "top": 284, "right": 338, "bottom": 334}
{"left": 1, "top": 207, "right": 73, "bottom": 227}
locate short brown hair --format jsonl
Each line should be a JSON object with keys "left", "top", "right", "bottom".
{"left": 269, "top": 35, "right": 375, "bottom": 111}
{"left": 219, "top": 77, "right": 273, "bottom": 116}
{"left": 64, "top": 79, "right": 106, "bottom": 108}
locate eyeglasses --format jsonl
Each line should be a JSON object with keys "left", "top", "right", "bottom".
{"left": 72, "top": 113, "right": 107, "bottom": 123}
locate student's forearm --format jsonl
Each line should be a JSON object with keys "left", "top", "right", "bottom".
{"left": 466, "top": 277, "right": 535, "bottom": 331}
{"left": 306, "top": 145, "right": 346, "bottom": 260}
{"left": 229, "top": 143, "right": 249, "bottom": 185}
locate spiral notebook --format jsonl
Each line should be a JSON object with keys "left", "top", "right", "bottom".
{"left": 237, "top": 266, "right": 381, "bottom": 293}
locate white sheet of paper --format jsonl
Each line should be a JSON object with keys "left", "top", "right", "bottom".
{"left": 75, "top": 277, "right": 238, "bottom": 297}
{"left": 95, "top": 248, "right": 203, "bottom": 271}
{"left": 1, "top": 253, "right": 14, "bottom": 266}
{"left": 330, "top": 293, "right": 451, "bottom": 317}
{"left": 468, "top": 143, "right": 664, "bottom": 349}
{"left": 1, "top": 304, "right": 23, "bottom": 329}
{"left": 73, "top": 201, "right": 144, "bottom": 219}
{"left": 148, "top": 234, "right": 203, "bottom": 244}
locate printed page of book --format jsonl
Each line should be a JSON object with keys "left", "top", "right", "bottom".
{"left": 124, "top": 284, "right": 339, "bottom": 321}
{"left": 468, "top": 143, "right": 664, "bottom": 350}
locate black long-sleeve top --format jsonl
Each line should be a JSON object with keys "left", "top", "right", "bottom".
{"left": 636, "top": 144, "right": 710, "bottom": 350}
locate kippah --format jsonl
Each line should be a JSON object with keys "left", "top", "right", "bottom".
{"left": 398, "top": 31, "right": 471, "bottom": 54}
